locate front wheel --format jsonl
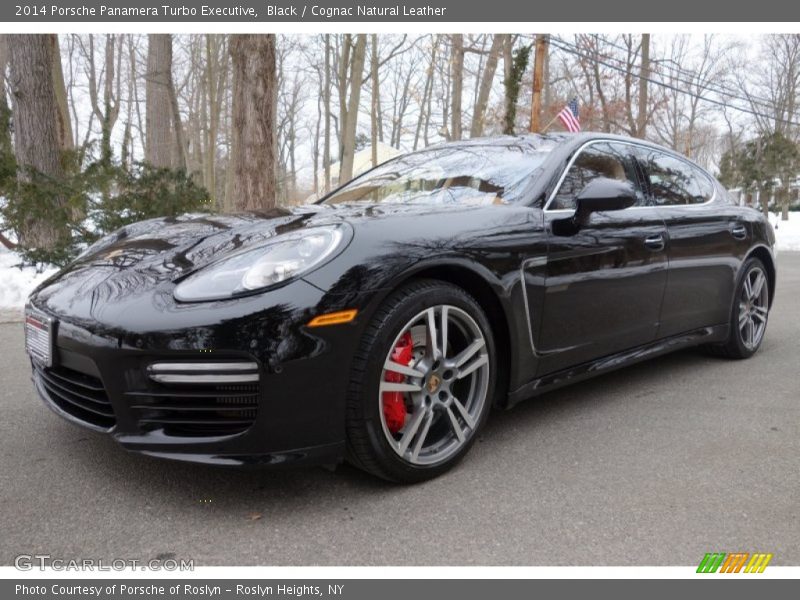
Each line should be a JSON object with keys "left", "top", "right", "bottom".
{"left": 707, "top": 257, "right": 770, "bottom": 359}
{"left": 346, "top": 280, "right": 495, "bottom": 483}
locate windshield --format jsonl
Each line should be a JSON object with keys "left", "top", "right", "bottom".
{"left": 323, "top": 142, "right": 553, "bottom": 206}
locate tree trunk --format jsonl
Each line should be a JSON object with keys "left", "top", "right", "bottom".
{"left": 313, "top": 91, "right": 321, "bottom": 194}
{"left": 0, "top": 35, "right": 13, "bottom": 161}
{"left": 502, "top": 35, "right": 513, "bottom": 134}
{"left": 637, "top": 33, "right": 650, "bottom": 138}
{"left": 336, "top": 35, "right": 351, "bottom": 162}
{"left": 414, "top": 37, "right": 438, "bottom": 150}
{"left": 48, "top": 35, "right": 73, "bottom": 151}
{"left": 128, "top": 35, "right": 146, "bottom": 159}
{"left": 229, "top": 34, "right": 278, "bottom": 211}
{"left": 450, "top": 34, "right": 464, "bottom": 140}
{"left": 145, "top": 34, "right": 173, "bottom": 168}
{"left": 203, "top": 34, "right": 221, "bottom": 204}
{"left": 370, "top": 34, "right": 379, "bottom": 167}
{"left": 167, "top": 68, "right": 187, "bottom": 171}
{"left": 323, "top": 35, "right": 332, "bottom": 193}
{"left": 8, "top": 34, "right": 71, "bottom": 250}
{"left": 85, "top": 34, "right": 120, "bottom": 166}
{"left": 588, "top": 36, "right": 611, "bottom": 132}
{"left": 781, "top": 188, "right": 790, "bottom": 220}
{"left": 339, "top": 34, "right": 366, "bottom": 184}
{"left": 470, "top": 34, "right": 503, "bottom": 138}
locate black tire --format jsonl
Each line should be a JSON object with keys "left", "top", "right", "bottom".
{"left": 345, "top": 279, "right": 496, "bottom": 483}
{"left": 706, "top": 257, "right": 770, "bottom": 359}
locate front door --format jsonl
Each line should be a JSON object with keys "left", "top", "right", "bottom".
{"left": 534, "top": 141, "right": 669, "bottom": 376}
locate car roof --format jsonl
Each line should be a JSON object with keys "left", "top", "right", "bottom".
{"left": 442, "top": 131, "right": 672, "bottom": 152}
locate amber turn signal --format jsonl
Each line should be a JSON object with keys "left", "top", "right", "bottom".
{"left": 307, "top": 309, "right": 358, "bottom": 327}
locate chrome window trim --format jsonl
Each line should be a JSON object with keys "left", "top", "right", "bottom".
{"left": 543, "top": 138, "right": 716, "bottom": 212}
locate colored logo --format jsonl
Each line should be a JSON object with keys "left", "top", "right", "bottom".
{"left": 697, "top": 552, "right": 773, "bottom": 573}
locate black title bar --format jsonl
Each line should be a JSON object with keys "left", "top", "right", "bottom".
{"left": 3, "top": 0, "right": 800, "bottom": 22}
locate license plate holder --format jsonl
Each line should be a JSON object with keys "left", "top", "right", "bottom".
{"left": 25, "top": 309, "right": 54, "bottom": 367}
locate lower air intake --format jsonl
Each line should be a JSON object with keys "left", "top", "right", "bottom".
{"left": 128, "top": 361, "right": 261, "bottom": 437}
{"left": 34, "top": 363, "right": 116, "bottom": 430}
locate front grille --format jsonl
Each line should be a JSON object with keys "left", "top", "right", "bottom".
{"left": 35, "top": 364, "right": 116, "bottom": 429}
{"left": 128, "top": 361, "right": 260, "bottom": 437}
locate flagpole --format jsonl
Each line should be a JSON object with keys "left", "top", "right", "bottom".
{"left": 541, "top": 113, "right": 560, "bottom": 134}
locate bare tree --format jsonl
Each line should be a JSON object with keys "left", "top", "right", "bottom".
{"left": 202, "top": 35, "right": 228, "bottom": 202}
{"left": 229, "top": 34, "right": 278, "bottom": 211}
{"left": 275, "top": 38, "right": 305, "bottom": 201}
{"left": 414, "top": 35, "right": 439, "bottom": 150}
{"left": 652, "top": 35, "right": 728, "bottom": 160}
{"left": 620, "top": 34, "right": 644, "bottom": 137}
{"left": 338, "top": 34, "right": 366, "bottom": 183}
{"left": 470, "top": 34, "right": 504, "bottom": 137}
{"left": 742, "top": 34, "right": 800, "bottom": 140}
{"left": 81, "top": 34, "right": 122, "bottom": 164}
{"left": 575, "top": 34, "right": 612, "bottom": 132}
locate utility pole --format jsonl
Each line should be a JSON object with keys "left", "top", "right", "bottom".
{"left": 529, "top": 34, "right": 548, "bottom": 133}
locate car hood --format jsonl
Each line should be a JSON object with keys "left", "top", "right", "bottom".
{"left": 29, "top": 202, "right": 505, "bottom": 320}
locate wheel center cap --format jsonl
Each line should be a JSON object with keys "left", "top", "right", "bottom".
{"left": 426, "top": 374, "right": 441, "bottom": 394}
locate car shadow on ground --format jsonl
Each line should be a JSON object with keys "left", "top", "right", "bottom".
{"left": 57, "top": 345, "right": 713, "bottom": 508}
{"left": 485, "top": 346, "right": 712, "bottom": 434}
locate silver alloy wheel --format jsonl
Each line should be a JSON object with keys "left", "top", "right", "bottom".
{"left": 739, "top": 266, "right": 769, "bottom": 350}
{"left": 378, "top": 304, "right": 490, "bottom": 466}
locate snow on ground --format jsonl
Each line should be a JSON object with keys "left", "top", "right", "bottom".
{"left": 771, "top": 211, "right": 800, "bottom": 252}
{"left": 0, "top": 247, "right": 57, "bottom": 317}
{"left": 0, "top": 212, "right": 797, "bottom": 316}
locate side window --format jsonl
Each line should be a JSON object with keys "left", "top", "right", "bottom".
{"left": 638, "top": 149, "right": 715, "bottom": 206}
{"left": 549, "top": 142, "right": 644, "bottom": 210}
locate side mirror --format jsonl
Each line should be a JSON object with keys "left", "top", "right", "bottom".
{"left": 573, "top": 177, "right": 637, "bottom": 226}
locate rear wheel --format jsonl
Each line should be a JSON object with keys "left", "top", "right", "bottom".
{"left": 707, "top": 257, "right": 770, "bottom": 359}
{"left": 346, "top": 280, "right": 495, "bottom": 483}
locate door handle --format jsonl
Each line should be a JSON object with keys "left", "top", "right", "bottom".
{"left": 644, "top": 234, "right": 665, "bottom": 251}
{"left": 731, "top": 224, "right": 747, "bottom": 240}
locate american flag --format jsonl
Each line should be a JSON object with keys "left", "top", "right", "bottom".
{"left": 557, "top": 98, "right": 581, "bottom": 132}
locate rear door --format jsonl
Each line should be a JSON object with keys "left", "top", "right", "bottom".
{"left": 534, "top": 141, "right": 669, "bottom": 376}
{"left": 632, "top": 147, "right": 744, "bottom": 337}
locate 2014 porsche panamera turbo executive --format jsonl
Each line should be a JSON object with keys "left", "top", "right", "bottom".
{"left": 25, "top": 133, "right": 776, "bottom": 482}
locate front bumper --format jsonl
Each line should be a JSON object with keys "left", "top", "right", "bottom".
{"left": 27, "top": 279, "right": 369, "bottom": 467}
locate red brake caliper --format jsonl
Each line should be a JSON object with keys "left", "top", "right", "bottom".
{"left": 382, "top": 332, "right": 414, "bottom": 434}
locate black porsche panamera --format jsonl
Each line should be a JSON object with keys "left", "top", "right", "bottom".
{"left": 25, "top": 132, "right": 776, "bottom": 482}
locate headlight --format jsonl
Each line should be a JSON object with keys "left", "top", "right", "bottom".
{"left": 174, "top": 226, "right": 345, "bottom": 302}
